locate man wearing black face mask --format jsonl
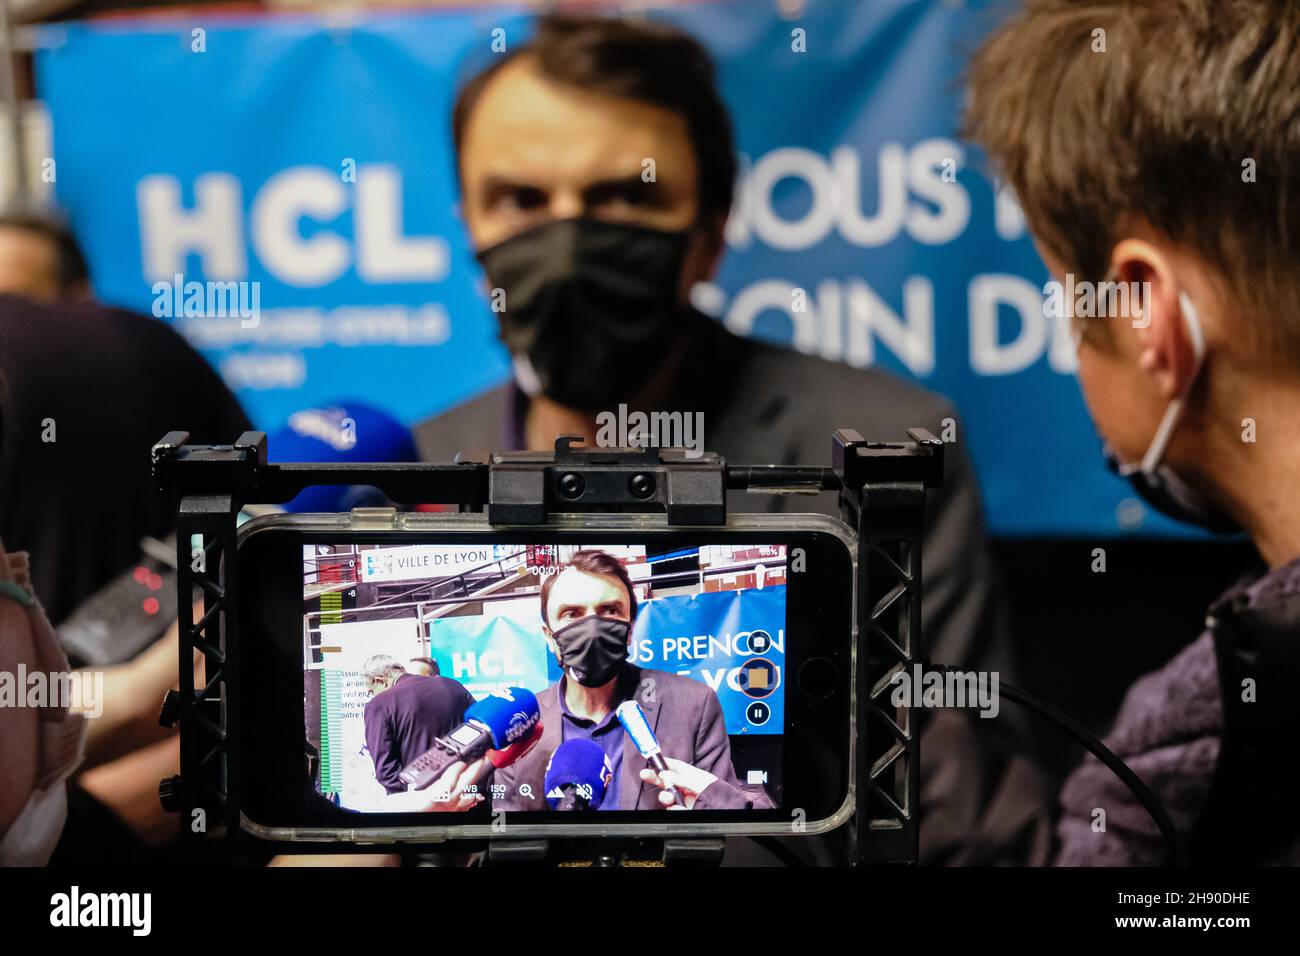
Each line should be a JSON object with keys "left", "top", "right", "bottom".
{"left": 493, "top": 550, "right": 771, "bottom": 812}
{"left": 419, "top": 13, "right": 1050, "bottom": 861}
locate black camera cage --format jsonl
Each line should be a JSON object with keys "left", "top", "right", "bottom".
{"left": 151, "top": 427, "right": 944, "bottom": 866}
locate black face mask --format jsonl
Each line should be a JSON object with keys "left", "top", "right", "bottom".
{"left": 476, "top": 218, "right": 691, "bottom": 410}
{"left": 550, "top": 615, "right": 631, "bottom": 688}
{"left": 1104, "top": 447, "right": 1241, "bottom": 535}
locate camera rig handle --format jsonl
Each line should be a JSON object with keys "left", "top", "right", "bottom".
{"left": 832, "top": 427, "right": 943, "bottom": 867}
{"left": 152, "top": 427, "right": 942, "bottom": 867}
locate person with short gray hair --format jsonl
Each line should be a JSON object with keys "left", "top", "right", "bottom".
{"left": 362, "top": 654, "right": 406, "bottom": 697}
{"left": 361, "top": 651, "right": 475, "bottom": 794}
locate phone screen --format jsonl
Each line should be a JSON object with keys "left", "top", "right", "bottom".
{"left": 302, "top": 542, "right": 787, "bottom": 814}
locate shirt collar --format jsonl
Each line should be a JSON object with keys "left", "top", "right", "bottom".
{"left": 557, "top": 670, "right": 630, "bottom": 730}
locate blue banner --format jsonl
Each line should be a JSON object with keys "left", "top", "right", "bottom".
{"left": 425, "top": 586, "right": 783, "bottom": 735}
{"left": 425, "top": 614, "right": 551, "bottom": 700}
{"left": 35, "top": 0, "right": 1188, "bottom": 537}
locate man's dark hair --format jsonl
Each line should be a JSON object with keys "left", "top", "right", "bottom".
{"left": 539, "top": 549, "right": 638, "bottom": 628}
{"left": 0, "top": 208, "right": 90, "bottom": 292}
{"left": 452, "top": 12, "right": 737, "bottom": 224}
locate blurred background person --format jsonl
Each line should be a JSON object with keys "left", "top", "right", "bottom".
{"left": 0, "top": 218, "right": 251, "bottom": 861}
{"left": 0, "top": 209, "right": 91, "bottom": 303}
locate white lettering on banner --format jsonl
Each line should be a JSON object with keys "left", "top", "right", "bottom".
{"left": 726, "top": 140, "right": 970, "bottom": 251}
{"left": 846, "top": 276, "right": 934, "bottom": 373}
{"left": 835, "top": 143, "right": 908, "bottom": 247}
{"left": 360, "top": 545, "right": 494, "bottom": 583}
{"left": 137, "top": 165, "right": 448, "bottom": 287}
{"left": 355, "top": 166, "right": 447, "bottom": 281}
{"left": 905, "top": 140, "right": 970, "bottom": 243}
{"left": 220, "top": 351, "right": 306, "bottom": 389}
{"left": 138, "top": 149, "right": 1072, "bottom": 380}
{"left": 969, "top": 275, "right": 1077, "bottom": 376}
{"left": 640, "top": 629, "right": 786, "bottom": 664}
{"left": 252, "top": 166, "right": 349, "bottom": 286}
{"left": 450, "top": 648, "right": 524, "bottom": 680}
{"left": 178, "top": 304, "right": 451, "bottom": 349}
{"left": 701, "top": 272, "right": 1079, "bottom": 378}
{"left": 692, "top": 142, "right": 1077, "bottom": 378}
{"left": 692, "top": 665, "right": 783, "bottom": 694}
{"left": 711, "top": 275, "right": 935, "bottom": 376}
{"left": 138, "top": 173, "right": 246, "bottom": 280}
{"left": 994, "top": 186, "right": 1028, "bottom": 241}
{"left": 743, "top": 146, "right": 838, "bottom": 250}
{"left": 451, "top": 651, "right": 478, "bottom": 679}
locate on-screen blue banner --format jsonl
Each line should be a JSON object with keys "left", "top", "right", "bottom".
{"left": 425, "top": 586, "right": 784, "bottom": 735}
{"left": 631, "top": 586, "right": 786, "bottom": 736}
{"left": 35, "top": 0, "right": 1188, "bottom": 537}
{"left": 425, "top": 614, "right": 550, "bottom": 700}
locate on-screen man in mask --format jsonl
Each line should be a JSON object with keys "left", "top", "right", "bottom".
{"left": 492, "top": 550, "right": 771, "bottom": 812}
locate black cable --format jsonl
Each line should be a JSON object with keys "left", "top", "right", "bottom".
{"left": 928, "top": 663, "right": 1191, "bottom": 866}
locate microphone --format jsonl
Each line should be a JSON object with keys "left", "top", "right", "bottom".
{"left": 489, "top": 721, "right": 545, "bottom": 770}
{"left": 270, "top": 401, "right": 419, "bottom": 512}
{"left": 615, "top": 700, "right": 683, "bottom": 807}
{"left": 544, "top": 739, "right": 613, "bottom": 811}
{"left": 399, "top": 687, "right": 540, "bottom": 793}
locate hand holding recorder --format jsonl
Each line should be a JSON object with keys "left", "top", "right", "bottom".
{"left": 391, "top": 687, "right": 543, "bottom": 812}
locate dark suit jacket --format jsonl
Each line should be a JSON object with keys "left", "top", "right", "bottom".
{"left": 494, "top": 665, "right": 773, "bottom": 811}
{"left": 363, "top": 673, "right": 475, "bottom": 794}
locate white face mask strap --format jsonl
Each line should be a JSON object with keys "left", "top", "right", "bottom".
{"left": 1138, "top": 291, "right": 1206, "bottom": 475}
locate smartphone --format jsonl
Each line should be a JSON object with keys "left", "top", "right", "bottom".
{"left": 235, "top": 511, "right": 855, "bottom": 842}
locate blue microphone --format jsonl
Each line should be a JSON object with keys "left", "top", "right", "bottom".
{"left": 398, "top": 686, "right": 541, "bottom": 792}
{"left": 470, "top": 687, "right": 542, "bottom": 749}
{"left": 544, "top": 739, "right": 613, "bottom": 811}
{"left": 270, "top": 401, "right": 419, "bottom": 512}
{"left": 616, "top": 700, "right": 683, "bottom": 807}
